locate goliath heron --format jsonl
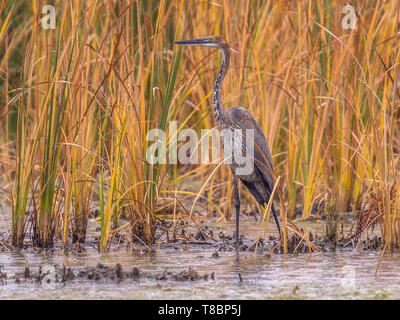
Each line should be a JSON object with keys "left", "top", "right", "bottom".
{"left": 174, "top": 36, "right": 281, "bottom": 244}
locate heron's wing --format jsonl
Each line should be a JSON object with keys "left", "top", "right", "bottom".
{"left": 225, "top": 106, "right": 275, "bottom": 190}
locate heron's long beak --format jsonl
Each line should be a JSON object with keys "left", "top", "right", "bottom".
{"left": 174, "top": 38, "right": 213, "bottom": 46}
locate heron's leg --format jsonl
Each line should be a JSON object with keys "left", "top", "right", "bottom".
{"left": 233, "top": 174, "right": 240, "bottom": 246}
{"left": 271, "top": 203, "right": 281, "bottom": 240}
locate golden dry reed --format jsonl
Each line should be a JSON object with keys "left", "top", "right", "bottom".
{"left": 0, "top": 0, "right": 399, "bottom": 250}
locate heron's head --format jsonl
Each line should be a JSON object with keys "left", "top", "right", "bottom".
{"left": 174, "top": 36, "right": 229, "bottom": 49}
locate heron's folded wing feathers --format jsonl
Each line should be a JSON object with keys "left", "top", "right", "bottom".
{"left": 225, "top": 106, "right": 275, "bottom": 191}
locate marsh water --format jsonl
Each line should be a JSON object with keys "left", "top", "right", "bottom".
{"left": 1, "top": 218, "right": 400, "bottom": 299}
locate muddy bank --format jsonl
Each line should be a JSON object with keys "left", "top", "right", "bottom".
{"left": 0, "top": 204, "right": 387, "bottom": 256}
{"left": 0, "top": 220, "right": 386, "bottom": 256}
{"left": 159, "top": 222, "right": 386, "bottom": 255}
{"left": 150, "top": 210, "right": 387, "bottom": 254}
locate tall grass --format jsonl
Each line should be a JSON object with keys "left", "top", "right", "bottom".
{"left": 0, "top": 0, "right": 399, "bottom": 250}
{"left": 0, "top": 0, "right": 184, "bottom": 250}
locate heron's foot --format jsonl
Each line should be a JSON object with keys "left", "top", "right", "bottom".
{"left": 234, "top": 233, "right": 243, "bottom": 249}
{"left": 235, "top": 239, "right": 240, "bottom": 249}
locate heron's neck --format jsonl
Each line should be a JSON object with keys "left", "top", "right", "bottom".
{"left": 212, "top": 47, "right": 230, "bottom": 124}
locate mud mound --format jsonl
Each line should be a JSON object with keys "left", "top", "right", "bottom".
{"left": 156, "top": 268, "right": 209, "bottom": 281}
{"left": 0, "top": 263, "right": 212, "bottom": 285}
